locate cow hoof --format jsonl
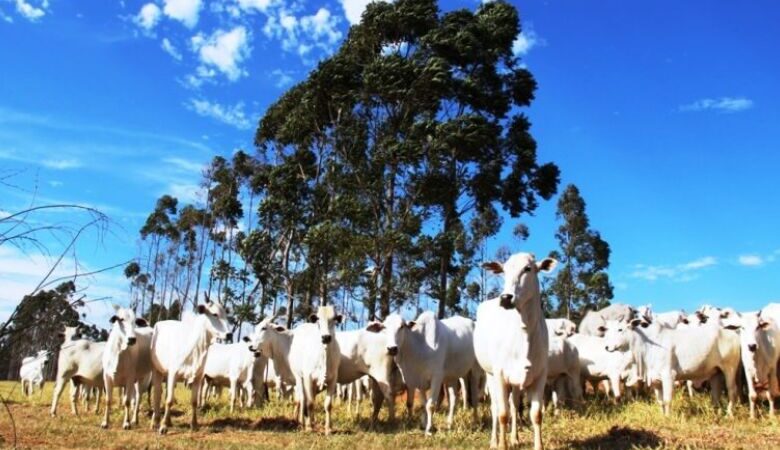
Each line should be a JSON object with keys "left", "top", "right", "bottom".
{"left": 425, "top": 431, "right": 433, "bottom": 437}
{"left": 159, "top": 426, "right": 168, "bottom": 435}
{"left": 100, "top": 422, "right": 108, "bottom": 429}
{"left": 122, "top": 423, "right": 131, "bottom": 430}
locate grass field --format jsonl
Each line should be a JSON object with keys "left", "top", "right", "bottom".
{"left": 1, "top": 380, "right": 779, "bottom": 449}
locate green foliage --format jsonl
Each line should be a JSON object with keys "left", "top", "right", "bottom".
{"left": 547, "top": 184, "right": 614, "bottom": 319}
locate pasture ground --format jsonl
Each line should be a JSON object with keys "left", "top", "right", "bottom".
{"left": 0, "top": 381, "right": 779, "bottom": 449}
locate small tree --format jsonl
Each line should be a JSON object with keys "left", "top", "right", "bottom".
{"left": 547, "top": 184, "right": 613, "bottom": 319}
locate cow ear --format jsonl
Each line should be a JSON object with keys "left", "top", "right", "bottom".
{"left": 597, "top": 326, "right": 607, "bottom": 333}
{"left": 274, "top": 325, "right": 287, "bottom": 332}
{"left": 242, "top": 336, "right": 251, "bottom": 342}
{"left": 481, "top": 261, "right": 504, "bottom": 274}
{"left": 109, "top": 315, "right": 119, "bottom": 324}
{"left": 196, "top": 304, "right": 207, "bottom": 315}
{"left": 308, "top": 314, "right": 318, "bottom": 323}
{"left": 724, "top": 324, "right": 740, "bottom": 331}
{"left": 629, "top": 319, "right": 642, "bottom": 328}
{"left": 759, "top": 319, "right": 771, "bottom": 330}
{"left": 365, "top": 322, "right": 385, "bottom": 333}
{"left": 135, "top": 318, "right": 149, "bottom": 327}
{"left": 334, "top": 314, "right": 343, "bottom": 324}
{"left": 225, "top": 308, "right": 231, "bottom": 315}
{"left": 536, "top": 258, "right": 558, "bottom": 273}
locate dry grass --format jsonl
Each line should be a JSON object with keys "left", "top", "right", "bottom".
{"left": 1, "top": 381, "right": 779, "bottom": 449}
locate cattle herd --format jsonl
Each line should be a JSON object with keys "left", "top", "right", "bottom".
{"left": 16, "top": 251, "right": 780, "bottom": 450}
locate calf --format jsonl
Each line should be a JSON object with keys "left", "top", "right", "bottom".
{"left": 474, "top": 252, "right": 557, "bottom": 450}
{"left": 20, "top": 350, "right": 50, "bottom": 397}
{"left": 569, "top": 332, "right": 634, "bottom": 401}
{"left": 545, "top": 331, "right": 582, "bottom": 413}
{"left": 51, "top": 326, "right": 106, "bottom": 417}
{"left": 150, "top": 299, "right": 231, "bottom": 434}
{"left": 380, "top": 311, "right": 481, "bottom": 435}
{"left": 101, "top": 307, "right": 152, "bottom": 429}
{"left": 202, "top": 340, "right": 261, "bottom": 412}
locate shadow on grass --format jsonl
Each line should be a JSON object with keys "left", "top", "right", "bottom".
{"left": 567, "top": 426, "right": 662, "bottom": 449}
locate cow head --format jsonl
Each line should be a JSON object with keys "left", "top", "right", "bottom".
{"left": 482, "top": 252, "right": 557, "bottom": 310}
{"left": 603, "top": 319, "right": 632, "bottom": 352}
{"left": 375, "top": 313, "right": 411, "bottom": 357}
{"left": 58, "top": 326, "right": 82, "bottom": 342}
{"left": 634, "top": 304, "right": 653, "bottom": 327}
{"left": 196, "top": 299, "right": 231, "bottom": 342}
{"left": 36, "top": 350, "right": 50, "bottom": 364}
{"left": 109, "top": 306, "right": 148, "bottom": 350}
{"left": 247, "top": 315, "right": 287, "bottom": 355}
{"left": 729, "top": 312, "right": 774, "bottom": 389}
{"left": 308, "top": 305, "right": 342, "bottom": 345}
{"left": 551, "top": 319, "right": 577, "bottom": 338}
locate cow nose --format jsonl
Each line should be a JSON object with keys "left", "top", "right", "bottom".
{"left": 322, "top": 335, "right": 332, "bottom": 344}
{"left": 225, "top": 333, "right": 233, "bottom": 342}
{"left": 127, "top": 337, "right": 136, "bottom": 346}
{"left": 499, "top": 294, "right": 514, "bottom": 309}
{"left": 748, "top": 343, "right": 757, "bottom": 352}
{"left": 387, "top": 346, "right": 398, "bottom": 356}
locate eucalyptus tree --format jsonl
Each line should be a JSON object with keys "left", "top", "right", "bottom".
{"left": 548, "top": 184, "right": 613, "bottom": 319}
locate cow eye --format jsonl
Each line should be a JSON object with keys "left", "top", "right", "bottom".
{"left": 523, "top": 266, "right": 532, "bottom": 273}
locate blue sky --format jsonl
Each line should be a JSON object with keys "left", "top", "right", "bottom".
{"left": 0, "top": 0, "right": 778, "bottom": 322}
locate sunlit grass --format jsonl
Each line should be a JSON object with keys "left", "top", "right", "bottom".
{"left": 0, "top": 380, "right": 779, "bottom": 448}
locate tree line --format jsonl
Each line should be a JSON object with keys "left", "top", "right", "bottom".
{"left": 126, "top": 0, "right": 614, "bottom": 336}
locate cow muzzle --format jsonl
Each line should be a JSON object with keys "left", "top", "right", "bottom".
{"left": 499, "top": 294, "right": 514, "bottom": 309}
{"left": 321, "top": 335, "right": 332, "bottom": 344}
{"left": 225, "top": 332, "right": 234, "bottom": 342}
{"left": 127, "top": 337, "right": 136, "bottom": 346}
{"left": 748, "top": 343, "right": 757, "bottom": 352}
{"left": 387, "top": 346, "right": 398, "bottom": 356}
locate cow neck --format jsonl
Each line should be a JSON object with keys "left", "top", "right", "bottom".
{"left": 398, "top": 319, "right": 438, "bottom": 367}
{"left": 516, "top": 295, "right": 544, "bottom": 338}
{"left": 104, "top": 328, "right": 125, "bottom": 374}
{"left": 268, "top": 330, "right": 293, "bottom": 381}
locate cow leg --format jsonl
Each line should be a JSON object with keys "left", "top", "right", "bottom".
{"left": 159, "top": 372, "right": 176, "bottom": 434}
{"left": 131, "top": 382, "right": 141, "bottom": 426}
{"left": 368, "top": 377, "right": 386, "bottom": 428}
{"left": 50, "top": 377, "right": 70, "bottom": 417}
{"left": 406, "top": 386, "right": 415, "bottom": 420}
{"left": 303, "top": 379, "right": 315, "bottom": 432}
{"left": 492, "top": 376, "right": 509, "bottom": 450}
{"left": 325, "top": 381, "right": 336, "bottom": 435}
{"left": 509, "top": 386, "right": 521, "bottom": 446}
{"left": 425, "top": 374, "right": 444, "bottom": 435}
{"left": 529, "top": 377, "right": 546, "bottom": 450}
{"left": 190, "top": 379, "right": 202, "bottom": 431}
{"left": 120, "top": 382, "right": 133, "bottom": 429}
{"left": 609, "top": 374, "right": 622, "bottom": 404}
{"left": 486, "top": 375, "right": 499, "bottom": 449}
{"left": 445, "top": 384, "right": 456, "bottom": 431}
{"left": 662, "top": 374, "right": 674, "bottom": 416}
{"left": 709, "top": 375, "right": 723, "bottom": 411}
{"left": 150, "top": 371, "right": 162, "bottom": 430}
{"left": 101, "top": 379, "right": 112, "bottom": 429}
{"left": 686, "top": 380, "right": 694, "bottom": 398}
{"left": 469, "top": 370, "right": 480, "bottom": 427}
{"left": 229, "top": 378, "right": 238, "bottom": 414}
{"left": 93, "top": 388, "right": 101, "bottom": 415}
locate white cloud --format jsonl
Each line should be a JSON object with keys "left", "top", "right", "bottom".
{"left": 270, "top": 69, "right": 294, "bottom": 88}
{"left": 340, "top": 0, "right": 378, "bottom": 25}
{"left": 679, "top": 97, "right": 754, "bottom": 113}
{"left": 264, "top": 8, "right": 342, "bottom": 62}
{"left": 185, "top": 98, "right": 252, "bottom": 130}
{"left": 48, "top": 180, "right": 63, "bottom": 187}
{"left": 135, "top": 3, "right": 161, "bottom": 30}
{"left": 513, "top": 26, "right": 543, "bottom": 57}
{"left": 191, "top": 26, "right": 251, "bottom": 82}
{"left": 237, "top": 0, "right": 278, "bottom": 13}
{"left": 162, "top": 0, "right": 202, "bottom": 28}
{"left": 13, "top": 0, "right": 48, "bottom": 22}
{"left": 161, "top": 37, "right": 182, "bottom": 60}
{"left": 738, "top": 254, "right": 764, "bottom": 267}
{"left": 163, "top": 156, "right": 203, "bottom": 173}
{"left": 41, "top": 158, "right": 82, "bottom": 170}
{"left": 631, "top": 256, "right": 717, "bottom": 282}
{"left": 168, "top": 182, "right": 206, "bottom": 205}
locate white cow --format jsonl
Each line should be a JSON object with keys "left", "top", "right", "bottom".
{"left": 578, "top": 303, "right": 635, "bottom": 337}
{"left": 150, "top": 300, "right": 231, "bottom": 434}
{"left": 101, "top": 307, "right": 153, "bottom": 429}
{"left": 51, "top": 326, "right": 106, "bottom": 417}
{"left": 248, "top": 317, "right": 297, "bottom": 402}
{"left": 568, "top": 332, "right": 634, "bottom": 401}
{"left": 545, "top": 331, "right": 582, "bottom": 413}
{"left": 474, "top": 252, "right": 557, "bottom": 450}
{"left": 288, "top": 305, "right": 342, "bottom": 434}
{"left": 20, "top": 350, "right": 50, "bottom": 397}
{"left": 202, "top": 340, "right": 261, "bottom": 412}
{"left": 725, "top": 304, "right": 780, "bottom": 418}
{"left": 635, "top": 304, "right": 688, "bottom": 329}
{"left": 336, "top": 324, "right": 398, "bottom": 426}
{"left": 546, "top": 319, "right": 577, "bottom": 338}
{"left": 380, "top": 311, "right": 481, "bottom": 435}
